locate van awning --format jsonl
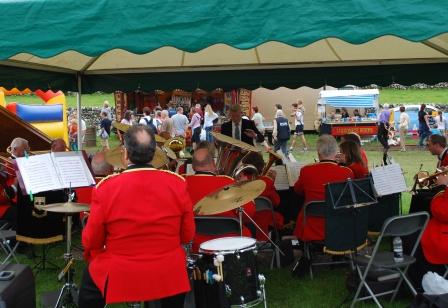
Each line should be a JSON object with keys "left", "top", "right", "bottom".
{"left": 319, "top": 89, "right": 379, "bottom": 108}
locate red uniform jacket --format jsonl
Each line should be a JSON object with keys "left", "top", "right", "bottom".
{"left": 184, "top": 173, "right": 255, "bottom": 252}
{"left": 438, "top": 148, "right": 448, "bottom": 168}
{"left": 348, "top": 162, "right": 369, "bottom": 179}
{"left": 361, "top": 149, "right": 369, "bottom": 168}
{"left": 255, "top": 176, "right": 284, "bottom": 241}
{"left": 82, "top": 168, "right": 195, "bottom": 304}
{"left": 293, "top": 161, "right": 354, "bottom": 241}
{"left": 421, "top": 188, "right": 448, "bottom": 264}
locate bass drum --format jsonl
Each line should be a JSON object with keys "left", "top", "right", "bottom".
{"left": 193, "top": 237, "right": 265, "bottom": 308}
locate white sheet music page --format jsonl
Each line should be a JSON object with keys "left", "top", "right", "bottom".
{"left": 271, "top": 165, "right": 289, "bottom": 190}
{"left": 16, "top": 153, "right": 61, "bottom": 194}
{"left": 285, "top": 161, "right": 303, "bottom": 187}
{"left": 371, "top": 163, "right": 407, "bottom": 196}
{"left": 52, "top": 152, "right": 95, "bottom": 188}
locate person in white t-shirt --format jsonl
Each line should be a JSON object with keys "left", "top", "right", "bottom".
{"left": 203, "top": 104, "right": 218, "bottom": 142}
{"left": 398, "top": 106, "right": 410, "bottom": 152}
{"left": 435, "top": 111, "right": 447, "bottom": 136}
{"left": 289, "top": 100, "right": 308, "bottom": 152}
{"left": 251, "top": 106, "right": 265, "bottom": 135}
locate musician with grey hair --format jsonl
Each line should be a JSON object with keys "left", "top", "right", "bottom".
{"left": 293, "top": 134, "right": 354, "bottom": 242}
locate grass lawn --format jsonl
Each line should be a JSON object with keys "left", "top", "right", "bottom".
{"left": 19, "top": 133, "right": 435, "bottom": 308}
{"left": 3, "top": 88, "right": 448, "bottom": 109}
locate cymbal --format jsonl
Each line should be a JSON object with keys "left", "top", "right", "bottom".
{"left": 40, "top": 202, "right": 90, "bottom": 213}
{"left": 194, "top": 179, "right": 266, "bottom": 215}
{"left": 151, "top": 147, "right": 169, "bottom": 169}
{"left": 112, "top": 121, "right": 131, "bottom": 132}
{"left": 105, "top": 146, "right": 126, "bottom": 169}
{"left": 211, "top": 132, "right": 259, "bottom": 153}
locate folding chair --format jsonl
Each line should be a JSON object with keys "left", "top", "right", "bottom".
{"left": 300, "top": 200, "right": 327, "bottom": 279}
{"left": 254, "top": 196, "right": 281, "bottom": 269}
{"left": 301, "top": 200, "right": 369, "bottom": 279}
{"left": 0, "top": 226, "right": 19, "bottom": 264}
{"left": 351, "top": 212, "right": 430, "bottom": 308}
{"left": 194, "top": 216, "right": 241, "bottom": 237}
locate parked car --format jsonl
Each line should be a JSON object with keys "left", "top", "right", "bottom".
{"left": 391, "top": 104, "right": 448, "bottom": 134}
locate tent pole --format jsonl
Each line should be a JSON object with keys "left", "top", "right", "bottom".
{"left": 76, "top": 73, "right": 82, "bottom": 150}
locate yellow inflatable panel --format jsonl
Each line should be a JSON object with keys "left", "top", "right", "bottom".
{"left": 32, "top": 122, "right": 66, "bottom": 140}
{"left": 0, "top": 91, "right": 5, "bottom": 107}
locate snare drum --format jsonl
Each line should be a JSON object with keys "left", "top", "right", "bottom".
{"left": 193, "top": 236, "right": 265, "bottom": 308}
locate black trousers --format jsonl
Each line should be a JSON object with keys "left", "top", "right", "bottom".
{"left": 377, "top": 123, "right": 389, "bottom": 150}
{"left": 78, "top": 266, "right": 186, "bottom": 308}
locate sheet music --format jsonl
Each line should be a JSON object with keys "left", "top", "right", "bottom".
{"left": 186, "top": 164, "right": 194, "bottom": 175}
{"left": 271, "top": 165, "right": 289, "bottom": 190}
{"left": 285, "top": 161, "right": 302, "bottom": 187}
{"left": 371, "top": 163, "right": 407, "bottom": 196}
{"left": 52, "top": 152, "right": 95, "bottom": 188}
{"left": 16, "top": 154, "right": 61, "bottom": 194}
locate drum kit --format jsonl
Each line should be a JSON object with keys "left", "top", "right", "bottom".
{"left": 190, "top": 178, "right": 284, "bottom": 308}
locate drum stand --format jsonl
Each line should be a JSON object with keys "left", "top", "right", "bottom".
{"left": 237, "top": 207, "right": 284, "bottom": 256}
{"left": 54, "top": 214, "right": 78, "bottom": 308}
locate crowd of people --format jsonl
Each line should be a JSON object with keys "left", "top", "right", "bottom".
{"left": 1, "top": 98, "right": 448, "bottom": 307}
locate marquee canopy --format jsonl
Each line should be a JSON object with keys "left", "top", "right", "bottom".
{"left": 0, "top": 0, "right": 447, "bottom": 92}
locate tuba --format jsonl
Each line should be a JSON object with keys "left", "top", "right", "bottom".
{"left": 164, "top": 137, "right": 185, "bottom": 157}
{"left": 212, "top": 132, "right": 261, "bottom": 180}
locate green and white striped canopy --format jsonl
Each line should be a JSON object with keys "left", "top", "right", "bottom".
{"left": 0, "top": 0, "right": 447, "bottom": 91}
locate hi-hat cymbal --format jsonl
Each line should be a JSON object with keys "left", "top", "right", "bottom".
{"left": 211, "top": 132, "right": 260, "bottom": 153}
{"left": 105, "top": 146, "right": 126, "bottom": 169}
{"left": 112, "top": 121, "right": 132, "bottom": 132}
{"left": 151, "top": 147, "right": 169, "bottom": 169}
{"left": 194, "top": 179, "right": 266, "bottom": 215}
{"left": 40, "top": 202, "right": 90, "bottom": 213}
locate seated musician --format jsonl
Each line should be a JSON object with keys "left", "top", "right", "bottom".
{"left": 4, "top": 138, "right": 65, "bottom": 246}
{"left": 408, "top": 174, "right": 448, "bottom": 291}
{"left": 238, "top": 152, "right": 284, "bottom": 241}
{"left": 293, "top": 135, "right": 354, "bottom": 242}
{"left": 220, "top": 104, "right": 265, "bottom": 147}
{"left": 337, "top": 141, "right": 369, "bottom": 179}
{"left": 341, "top": 133, "right": 368, "bottom": 168}
{"left": 183, "top": 141, "right": 255, "bottom": 252}
{"left": 427, "top": 134, "right": 448, "bottom": 168}
{"left": 79, "top": 125, "right": 194, "bottom": 307}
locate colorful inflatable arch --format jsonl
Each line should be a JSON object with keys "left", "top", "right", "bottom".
{"left": 0, "top": 89, "right": 68, "bottom": 144}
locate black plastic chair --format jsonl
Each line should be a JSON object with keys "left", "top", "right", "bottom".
{"left": 351, "top": 212, "right": 430, "bottom": 308}
{"left": 194, "top": 216, "right": 241, "bottom": 236}
{"left": 254, "top": 196, "right": 281, "bottom": 269}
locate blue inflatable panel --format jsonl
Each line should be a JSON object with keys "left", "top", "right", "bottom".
{"left": 15, "top": 103, "right": 63, "bottom": 122}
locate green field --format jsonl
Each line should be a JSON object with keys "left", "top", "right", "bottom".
{"left": 4, "top": 88, "right": 448, "bottom": 108}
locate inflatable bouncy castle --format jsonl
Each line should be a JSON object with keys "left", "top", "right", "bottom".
{"left": 0, "top": 89, "right": 68, "bottom": 144}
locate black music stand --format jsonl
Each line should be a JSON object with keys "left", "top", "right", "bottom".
{"left": 325, "top": 178, "right": 377, "bottom": 254}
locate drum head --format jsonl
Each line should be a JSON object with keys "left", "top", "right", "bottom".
{"left": 199, "top": 236, "right": 256, "bottom": 254}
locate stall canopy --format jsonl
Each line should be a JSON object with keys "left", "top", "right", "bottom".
{"left": 319, "top": 89, "right": 379, "bottom": 108}
{"left": 0, "top": 0, "right": 448, "bottom": 92}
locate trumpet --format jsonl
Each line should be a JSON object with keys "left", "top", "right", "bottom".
{"left": 418, "top": 168, "right": 448, "bottom": 185}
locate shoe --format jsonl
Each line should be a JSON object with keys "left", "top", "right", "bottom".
{"left": 303, "top": 147, "right": 308, "bottom": 152}
{"left": 289, "top": 147, "right": 293, "bottom": 151}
